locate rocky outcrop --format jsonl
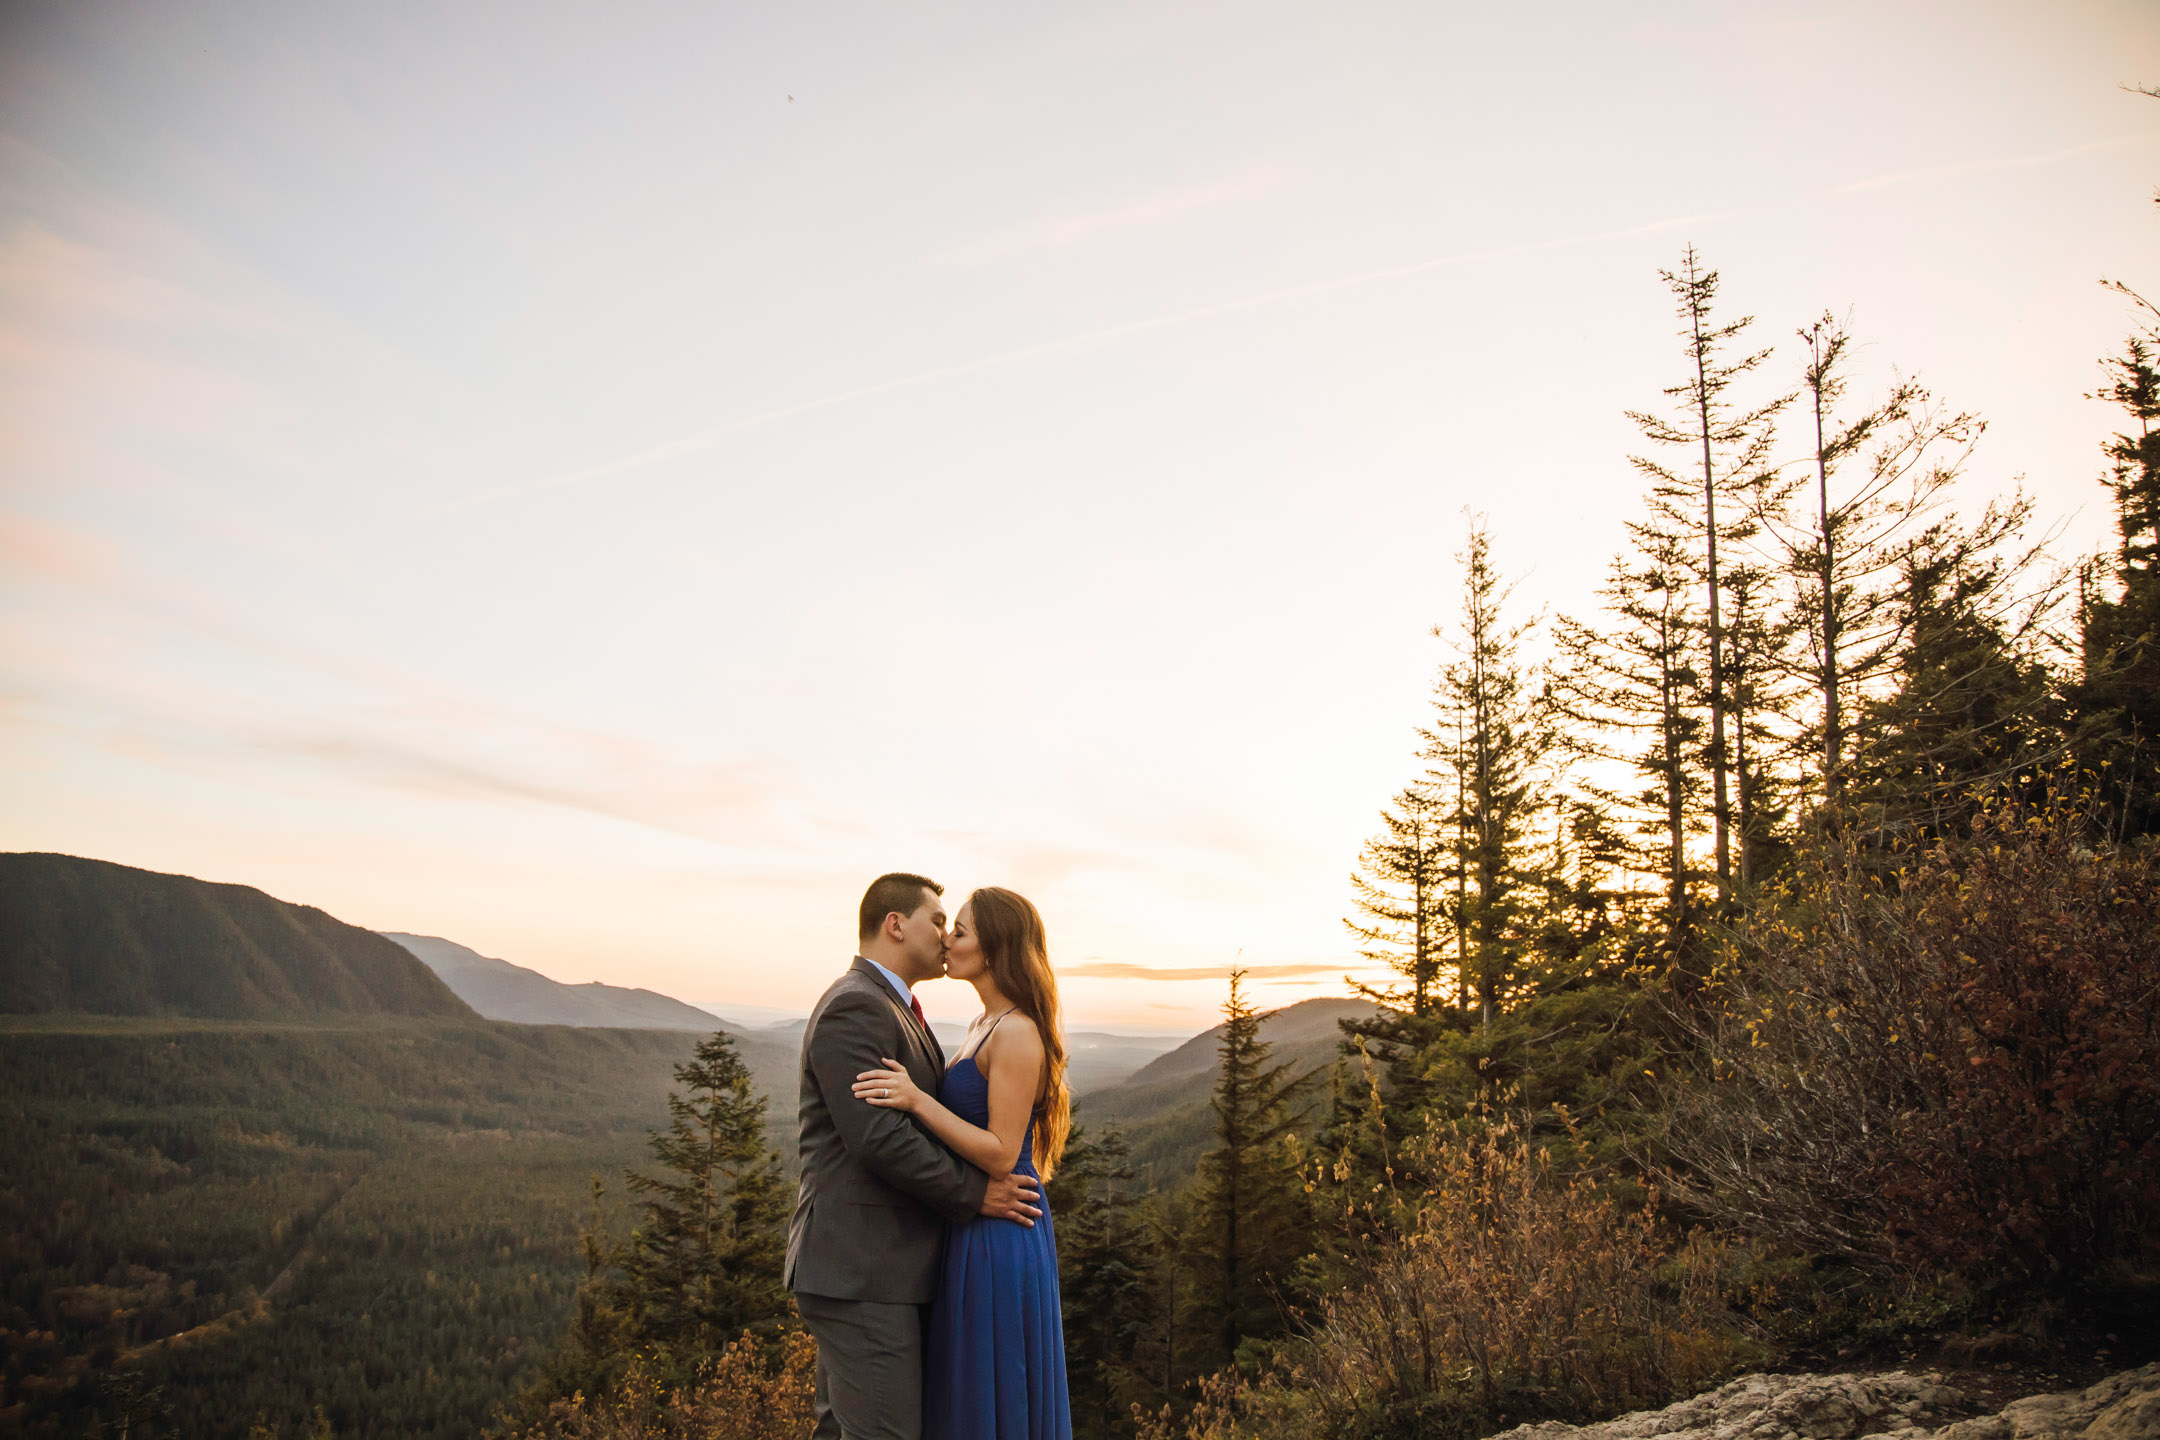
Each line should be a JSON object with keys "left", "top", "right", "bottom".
{"left": 1934, "top": 1368, "right": 2160, "bottom": 1440}
{"left": 1490, "top": 1365, "right": 2160, "bottom": 1440}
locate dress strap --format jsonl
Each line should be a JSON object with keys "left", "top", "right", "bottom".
{"left": 960, "top": 1007, "right": 1016, "bottom": 1066}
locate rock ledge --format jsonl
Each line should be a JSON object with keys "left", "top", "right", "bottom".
{"left": 1488, "top": 1364, "right": 2160, "bottom": 1440}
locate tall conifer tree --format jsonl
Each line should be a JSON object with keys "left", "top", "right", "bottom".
{"left": 1847, "top": 510, "right": 2066, "bottom": 840}
{"left": 1048, "top": 1125, "right": 1156, "bottom": 1440}
{"left": 617, "top": 1032, "right": 790, "bottom": 1366}
{"left": 525, "top": 1032, "right": 789, "bottom": 1412}
{"left": 1552, "top": 520, "right": 1709, "bottom": 957}
{"left": 1627, "top": 248, "right": 1786, "bottom": 904}
{"left": 1344, "top": 783, "right": 1453, "bottom": 1017}
{"left": 1758, "top": 314, "right": 1982, "bottom": 811}
{"left": 1188, "top": 971, "right": 1313, "bottom": 1365}
{"left": 2075, "top": 285, "right": 2160, "bottom": 838}
{"left": 1429, "top": 520, "right": 1559, "bottom": 1024}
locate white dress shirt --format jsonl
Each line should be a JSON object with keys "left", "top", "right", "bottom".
{"left": 860, "top": 955, "right": 913, "bottom": 1006}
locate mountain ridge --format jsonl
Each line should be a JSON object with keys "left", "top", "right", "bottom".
{"left": 1074, "top": 995, "right": 1377, "bottom": 1185}
{"left": 0, "top": 853, "right": 474, "bottom": 1022}
{"left": 1117, "top": 995, "right": 1376, "bottom": 1088}
{"left": 381, "top": 932, "right": 722, "bottom": 1031}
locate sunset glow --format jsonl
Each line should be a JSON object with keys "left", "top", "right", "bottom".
{"left": 3, "top": 1, "right": 2155, "bottom": 1029}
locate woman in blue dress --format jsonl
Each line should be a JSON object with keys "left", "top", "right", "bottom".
{"left": 852, "top": 886, "right": 1074, "bottom": 1440}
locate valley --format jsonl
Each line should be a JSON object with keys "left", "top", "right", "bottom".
{"left": 0, "top": 853, "right": 1294, "bottom": 1437}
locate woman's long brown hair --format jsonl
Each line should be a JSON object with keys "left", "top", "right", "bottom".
{"left": 968, "top": 886, "right": 1070, "bottom": 1180}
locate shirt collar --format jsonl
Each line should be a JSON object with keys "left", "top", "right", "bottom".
{"left": 859, "top": 956, "right": 913, "bottom": 1004}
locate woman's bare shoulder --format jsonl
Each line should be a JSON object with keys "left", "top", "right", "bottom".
{"left": 983, "top": 1012, "right": 1044, "bottom": 1067}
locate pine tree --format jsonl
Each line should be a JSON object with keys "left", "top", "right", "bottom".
{"left": 1757, "top": 314, "right": 1983, "bottom": 811}
{"left": 1551, "top": 519, "right": 1710, "bottom": 958}
{"left": 1428, "top": 519, "right": 1560, "bottom": 1024}
{"left": 616, "top": 1032, "right": 790, "bottom": 1374}
{"left": 1339, "top": 779, "right": 1460, "bottom": 1161}
{"left": 516, "top": 1034, "right": 788, "bottom": 1416}
{"left": 1187, "top": 971, "right": 1314, "bottom": 1367}
{"left": 1048, "top": 1125, "right": 1157, "bottom": 1440}
{"left": 1331, "top": 520, "right": 1568, "bottom": 1223}
{"left": 1722, "top": 558, "right": 1800, "bottom": 887}
{"left": 2075, "top": 285, "right": 2160, "bottom": 838}
{"left": 1847, "top": 511, "right": 2068, "bottom": 841}
{"left": 1627, "top": 248, "right": 1787, "bottom": 905}
{"left": 1344, "top": 782, "right": 1453, "bottom": 1017}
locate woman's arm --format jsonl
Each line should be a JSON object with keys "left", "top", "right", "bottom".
{"left": 853, "top": 1019, "right": 1045, "bottom": 1177}
{"left": 807, "top": 989, "right": 991, "bottom": 1220}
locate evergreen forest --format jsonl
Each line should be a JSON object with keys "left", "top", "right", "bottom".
{"left": 0, "top": 1017, "right": 708, "bottom": 1438}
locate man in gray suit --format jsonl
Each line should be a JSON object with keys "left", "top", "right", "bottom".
{"left": 787, "top": 872, "right": 1042, "bottom": 1440}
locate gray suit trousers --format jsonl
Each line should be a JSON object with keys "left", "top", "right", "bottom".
{"left": 795, "top": 1291, "right": 924, "bottom": 1440}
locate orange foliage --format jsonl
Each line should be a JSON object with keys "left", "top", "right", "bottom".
{"left": 1135, "top": 1121, "right": 1749, "bottom": 1439}
{"left": 511, "top": 1330, "right": 815, "bottom": 1440}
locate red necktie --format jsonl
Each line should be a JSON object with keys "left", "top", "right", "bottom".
{"left": 910, "top": 994, "right": 928, "bottom": 1032}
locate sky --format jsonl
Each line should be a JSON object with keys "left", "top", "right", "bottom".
{"left": 2, "top": 1, "right": 2156, "bottom": 1031}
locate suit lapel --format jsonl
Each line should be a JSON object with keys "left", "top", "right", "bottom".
{"left": 849, "top": 957, "right": 943, "bottom": 1077}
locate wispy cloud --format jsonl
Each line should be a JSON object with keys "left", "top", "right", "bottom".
{"left": 255, "top": 727, "right": 776, "bottom": 843}
{"left": 5, "top": 647, "right": 792, "bottom": 851}
{"left": 0, "top": 220, "right": 282, "bottom": 332}
{"left": 926, "top": 166, "right": 1287, "bottom": 268}
{"left": 0, "top": 511, "right": 797, "bottom": 850}
{"left": 1837, "top": 130, "right": 2160, "bottom": 194}
{"left": 0, "top": 510, "right": 113, "bottom": 584}
{"left": 1062, "top": 960, "right": 1354, "bottom": 981}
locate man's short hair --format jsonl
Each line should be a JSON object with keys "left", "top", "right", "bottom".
{"left": 858, "top": 873, "right": 943, "bottom": 944}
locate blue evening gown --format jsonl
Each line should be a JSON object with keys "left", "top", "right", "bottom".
{"left": 923, "top": 1043, "right": 1073, "bottom": 1440}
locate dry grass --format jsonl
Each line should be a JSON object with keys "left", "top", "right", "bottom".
{"left": 510, "top": 1331, "right": 815, "bottom": 1440}
{"left": 1138, "top": 1119, "right": 1751, "bottom": 1440}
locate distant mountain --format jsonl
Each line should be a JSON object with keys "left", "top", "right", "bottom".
{"left": 694, "top": 1002, "right": 806, "bottom": 1028}
{"left": 1074, "top": 996, "right": 1377, "bottom": 1187}
{"left": 752, "top": 1011, "right": 1186, "bottom": 1094}
{"left": 1116, "top": 996, "right": 1375, "bottom": 1089}
{"left": 376, "top": 934, "right": 803, "bottom": 1134}
{"left": 382, "top": 933, "right": 722, "bottom": 1031}
{"left": 0, "top": 853, "right": 476, "bottom": 1021}
{"left": 1065, "top": 1031, "right": 1190, "bottom": 1095}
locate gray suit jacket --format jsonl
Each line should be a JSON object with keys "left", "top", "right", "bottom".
{"left": 786, "top": 958, "right": 991, "bottom": 1303}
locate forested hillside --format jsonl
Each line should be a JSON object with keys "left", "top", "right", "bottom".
{"left": 0, "top": 856, "right": 818, "bottom": 1438}
{"left": 1073, "top": 998, "right": 1373, "bottom": 1184}
{"left": 0, "top": 1016, "right": 717, "bottom": 1439}
{"left": 0, "top": 855, "right": 473, "bottom": 1021}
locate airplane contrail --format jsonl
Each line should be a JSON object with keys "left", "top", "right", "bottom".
{"left": 1836, "top": 128, "right": 2160, "bottom": 194}
{"left": 424, "top": 125, "right": 2159, "bottom": 518}
{"left": 421, "top": 207, "right": 1732, "bottom": 517}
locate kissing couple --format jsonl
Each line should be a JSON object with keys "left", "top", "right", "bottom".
{"left": 785, "top": 873, "right": 1074, "bottom": 1440}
